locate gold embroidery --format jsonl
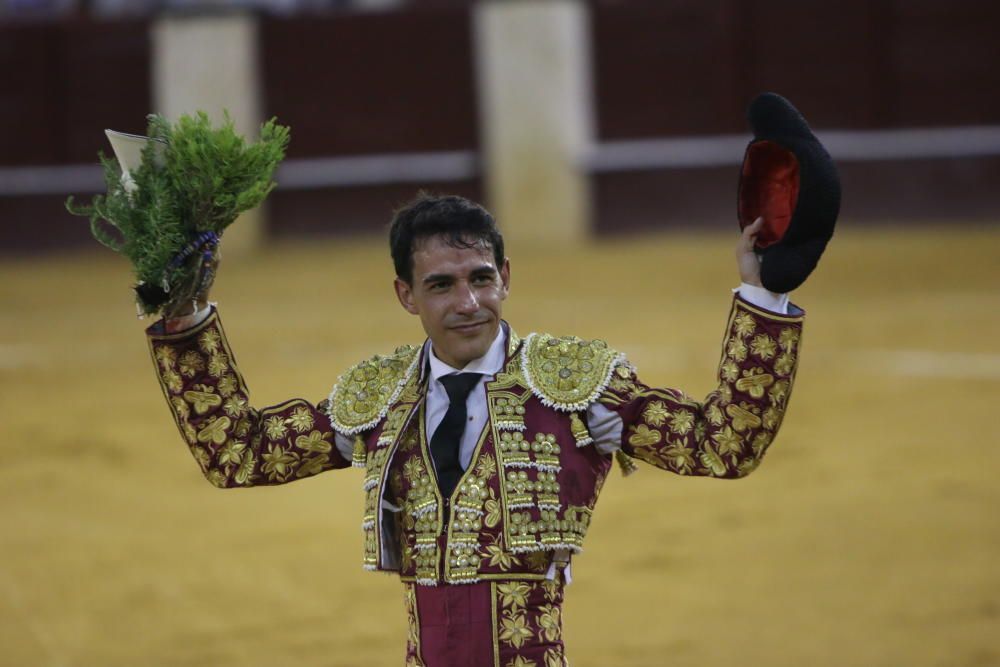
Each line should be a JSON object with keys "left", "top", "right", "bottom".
{"left": 206, "top": 468, "right": 227, "bottom": 488}
{"left": 295, "top": 430, "right": 332, "bottom": 453}
{"left": 206, "top": 353, "right": 229, "bottom": 378}
{"left": 217, "top": 440, "right": 245, "bottom": 466}
{"left": 261, "top": 442, "right": 298, "bottom": 482}
{"left": 177, "top": 350, "right": 205, "bottom": 377}
{"left": 404, "top": 584, "right": 425, "bottom": 667}
{"left": 720, "top": 359, "right": 740, "bottom": 382}
{"left": 711, "top": 426, "right": 743, "bottom": 456}
{"left": 217, "top": 373, "right": 237, "bottom": 397}
{"left": 499, "top": 611, "right": 533, "bottom": 649}
{"left": 222, "top": 395, "right": 248, "bottom": 418}
{"left": 497, "top": 582, "right": 531, "bottom": 610}
{"left": 198, "top": 328, "right": 221, "bottom": 354}
{"left": 774, "top": 352, "right": 795, "bottom": 377}
{"left": 163, "top": 370, "right": 183, "bottom": 394}
{"left": 706, "top": 403, "right": 724, "bottom": 426}
{"left": 663, "top": 442, "right": 695, "bottom": 474}
{"left": 235, "top": 451, "right": 256, "bottom": 485}
{"left": 750, "top": 333, "right": 777, "bottom": 360}
{"left": 492, "top": 395, "right": 528, "bottom": 430}
{"left": 484, "top": 538, "right": 519, "bottom": 571}
{"left": 154, "top": 346, "right": 176, "bottom": 370}
{"left": 668, "top": 409, "right": 694, "bottom": 435}
{"left": 287, "top": 406, "right": 314, "bottom": 433}
{"left": 699, "top": 442, "right": 727, "bottom": 476}
{"left": 484, "top": 488, "right": 502, "bottom": 528}
{"left": 522, "top": 333, "right": 622, "bottom": 410}
{"left": 329, "top": 346, "right": 420, "bottom": 433}
{"left": 733, "top": 312, "right": 757, "bottom": 337}
{"left": 726, "top": 402, "right": 762, "bottom": 431}
{"left": 184, "top": 385, "right": 222, "bottom": 415}
{"left": 641, "top": 401, "right": 669, "bottom": 427}
{"left": 726, "top": 337, "right": 748, "bottom": 362}
{"left": 263, "top": 415, "right": 287, "bottom": 440}
{"left": 769, "top": 379, "right": 790, "bottom": 406}
{"left": 543, "top": 648, "right": 564, "bottom": 667}
{"left": 296, "top": 454, "right": 328, "bottom": 477}
{"left": 538, "top": 603, "right": 562, "bottom": 642}
{"left": 762, "top": 406, "right": 780, "bottom": 430}
{"left": 170, "top": 396, "right": 189, "bottom": 419}
{"left": 628, "top": 424, "right": 661, "bottom": 447}
{"left": 196, "top": 415, "right": 231, "bottom": 445}
{"left": 778, "top": 327, "right": 800, "bottom": 350}
{"left": 735, "top": 368, "right": 775, "bottom": 398}
{"left": 752, "top": 431, "right": 773, "bottom": 455}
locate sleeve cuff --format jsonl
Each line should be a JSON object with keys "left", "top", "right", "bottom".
{"left": 164, "top": 303, "right": 214, "bottom": 334}
{"left": 734, "top": 283, "right": 789, "bottom": 315}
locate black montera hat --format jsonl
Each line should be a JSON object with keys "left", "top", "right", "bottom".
{"left": 737, "top": 92, "right": 840, "bottom": 293}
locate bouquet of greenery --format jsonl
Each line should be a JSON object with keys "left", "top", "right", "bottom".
{"left": 66, "top": 111, "right": 290, "bottom": 318}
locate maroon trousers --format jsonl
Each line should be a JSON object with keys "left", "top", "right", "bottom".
{"left": 404, "top": 579, "right": 567, "bottom": 666}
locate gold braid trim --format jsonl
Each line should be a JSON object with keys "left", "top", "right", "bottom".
{"left": 520, "top": 332, "right": 628, "bottom": 413}
{"left": 327, "top": 345, "right": 421, "bottom": 435}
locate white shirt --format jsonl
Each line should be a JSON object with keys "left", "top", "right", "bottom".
{"left": 424, "top": 325, "right": 507, "bottom": 469}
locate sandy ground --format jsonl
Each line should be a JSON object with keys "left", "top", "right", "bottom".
{"left": 1, "top": 225, "right": 998, "bottom": 667}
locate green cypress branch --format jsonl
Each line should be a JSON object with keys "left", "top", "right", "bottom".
{"left": 66, "top": 111, "right": 290, "bottom": 316}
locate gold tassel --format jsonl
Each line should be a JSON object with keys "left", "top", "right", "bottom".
{"left": 569, "top": 412, "right": 592, "bottom": 447}
{"left": 615, "top": 450, "right": 638, "bottom": 477}
{"left": 352, "top": 434, "right": 366, "bottom": 467}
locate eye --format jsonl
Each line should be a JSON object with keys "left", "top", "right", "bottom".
{"left": 472, "top": 274, "right": 494, "bottom": 286}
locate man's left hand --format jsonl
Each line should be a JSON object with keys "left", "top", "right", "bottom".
{"left": 736, "top": 216, "right": 764, "bottom": 287}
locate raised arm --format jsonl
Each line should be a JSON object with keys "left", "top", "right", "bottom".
{"left": 147, "top": 308, "right": 352, "bottom": 488}
{"left": 597, "top": 294, "right": 803, "bottom": 478}
{"left": 589, "top": 217, "right": 804, "bottom": 478}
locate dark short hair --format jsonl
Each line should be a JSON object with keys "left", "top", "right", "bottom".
{"left": 389, "top": 193, "right": 505, "bottom": 284}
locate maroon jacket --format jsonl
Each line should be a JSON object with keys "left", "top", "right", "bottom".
{"left": 147, "top": 295, "right": 804, "bottom": 586}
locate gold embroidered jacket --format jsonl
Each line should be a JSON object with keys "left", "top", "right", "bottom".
{"left": 147, "top": 295, "right": 804, "bottom": 585}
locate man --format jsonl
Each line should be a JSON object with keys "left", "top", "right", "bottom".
{"left": 148, "top": 194, "right": 803, "bottom": 666}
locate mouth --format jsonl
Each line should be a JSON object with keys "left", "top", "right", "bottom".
{"left": 449, "top": 321, "right": 489, "bottom": 334}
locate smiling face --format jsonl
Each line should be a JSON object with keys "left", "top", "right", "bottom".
{"left": 394, "top": 235, "right": 511, "bottom": 369}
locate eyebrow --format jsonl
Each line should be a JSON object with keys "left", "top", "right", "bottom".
{"left": 421, "top": 265, "right": 497, "bottom": 286}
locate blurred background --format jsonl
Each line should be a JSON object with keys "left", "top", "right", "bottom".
{"left": 1, "top": 1, "right": 998, "bottom": 666}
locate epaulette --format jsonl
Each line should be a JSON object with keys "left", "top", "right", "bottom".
{"left": 519, "top": 333, "right": 627, "bottom": 412}
{"left": 327, "top": 345, "right": 421, "bottom": 435}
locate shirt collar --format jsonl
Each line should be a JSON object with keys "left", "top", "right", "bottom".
{"left": 424, "top": 322, "right": 508, "bottom": 382}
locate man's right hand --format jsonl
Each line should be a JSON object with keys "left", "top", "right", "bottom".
{"left": 162, "top": 251, "right": 218, "bottom": 321}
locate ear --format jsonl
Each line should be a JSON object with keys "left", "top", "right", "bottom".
{"left": 394, "top": 277, "right": 419, "bottom": 315}
{"left": 498, "top": 257, "right": 511, "bottom": 301}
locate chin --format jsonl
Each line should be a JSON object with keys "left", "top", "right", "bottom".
{"left": 447, "top": 332, "right": 491, "bottom": 365}
{"left": 454, "top": 339, "right": 490, "bottom": 364}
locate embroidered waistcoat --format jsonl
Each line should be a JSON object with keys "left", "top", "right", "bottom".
{"left": 327, "top": 328, "right": 624, "bottom": 585}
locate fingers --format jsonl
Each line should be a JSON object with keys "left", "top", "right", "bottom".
{"left": 738, "top": 216, "right": 764, "bottom": 253}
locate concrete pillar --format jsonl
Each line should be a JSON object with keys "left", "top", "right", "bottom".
{"left": 473, "top": 0, "right": 594, "bottom": 245}
{"left": 151, "top": 12, "right": 264, "bottom": 254}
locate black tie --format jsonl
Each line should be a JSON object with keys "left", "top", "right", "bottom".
{"left": 431, "top": 372, "right": 481, "bottom": 499}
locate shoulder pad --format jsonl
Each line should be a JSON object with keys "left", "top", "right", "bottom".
{"left": 520, "top": 333, "right": 627, "bottom": 412}
{"left": 327, "top": 345, "right": 421, "bottom": 434}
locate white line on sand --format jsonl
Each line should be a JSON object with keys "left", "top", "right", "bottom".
{"left": 855, "top": 349, "right": 1000, "bottom": 380}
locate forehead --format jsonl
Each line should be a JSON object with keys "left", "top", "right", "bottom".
{"left": 411, "top": 236, "right": 496, "bottom": 278}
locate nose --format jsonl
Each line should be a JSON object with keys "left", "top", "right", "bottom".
{"left": 453, "top": 281, "right": 479, "bottom": 314}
